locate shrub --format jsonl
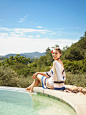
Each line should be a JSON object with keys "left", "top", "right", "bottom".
{"left": 63, "top": 59, "right": 86, "bottom": 74}
{"left": 65, "top": 72, "right": 86, "bottom": 87}
{"left": 17, "top": 75, "right": 33, "bottom": 88}
{"left": 0, "top": 65, "right": 34, "bottom": 88}
{"left": 0, "top": 66, "right": 19, "bottom": 87}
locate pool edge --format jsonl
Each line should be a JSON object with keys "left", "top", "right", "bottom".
{"left": 33, "top": 87, "right": 86, "bottom": 115}
{"left": 0, "top": 86, "right": 86, "bottom": 115}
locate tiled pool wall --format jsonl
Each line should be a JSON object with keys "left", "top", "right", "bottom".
{"left": 34, "top": 91, "right": 76, "bottom": 114}
{"left": 33, "top": 87, "right": 86, "bottom": 115}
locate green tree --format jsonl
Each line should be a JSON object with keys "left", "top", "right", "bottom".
{"left": 45, "top": 47, "right": 53, "bottom": 66}
{"left": 37, "top": 56, "right": 47, "bottom": 68}
{"left": 51, "top": 44, "right": 59, "bottom": 49}
{"left": 46, "top": 47, "right": 51, "bottom": 55}
{"left": 63, "top": 46, "right": 69, "bottom": 51}
{"left": 64, "top": 47, "right": 84, "bottom": 61}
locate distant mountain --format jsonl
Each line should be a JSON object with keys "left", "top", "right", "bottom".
{"left": 0, "top": 52, "right": 46, "bottom": 58}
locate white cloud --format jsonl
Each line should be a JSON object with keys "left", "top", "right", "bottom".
{"left": 28, "top": 35, "right": 33, "bottom": 38}
{"left": 0, "top": 27, "right": 10, "bottom": 31}
{"left": 0, "top": 33, "right": 8, "bottom": 36}
{"left": 14, "top": 28, "right": 47, "bottom": 33}
{"left": 37, "top": 26, "right": 42, "bottom": 28}
{"left": 0, "top": 36, "right": 78, "bottom": 55}
{"left": 0, "top": 27, "right": 79, "bottom": 55}
{"left": 19, "top": 14, "right": 28, "bottom": 23}
{"left": 41, "top": 31, "right": 46, "bottom": 34}
{"left": 56, "top": 27, "right": 64, "bottom": 30}
{"left": 50, "top": 32, "right": 56, "bottom": 35}
{"left": 36, "top": 35, "right": 40, "bottom": 37}
{"left": 0, "top": 33, "right": 8, "bottom": 39}
{"left": 0, "top": 27, "right": 48, "bottom": 37}
{"left": 68, "top": 27, "right": 79, "bottom": 29}
{"left": 10, "top": 32, "right": 23, "bottom": 37}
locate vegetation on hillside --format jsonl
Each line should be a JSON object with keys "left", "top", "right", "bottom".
{"left": 61, "top": 32, "right": 86, "bottom": 60}
{"left": 0, "top": 32, "right": 86, "bottom": 88}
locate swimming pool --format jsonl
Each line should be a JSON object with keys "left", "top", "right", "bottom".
{"left": 0, "top": 87, "right": 76, "bottom": 115}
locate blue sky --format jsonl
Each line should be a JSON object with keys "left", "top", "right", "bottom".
{"left": 0, "top": 0, "right": 86, "bottom": 55}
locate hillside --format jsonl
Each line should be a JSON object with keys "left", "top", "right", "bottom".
{"left": 0, "top": 52, "right": 46, "bottom": 58}
{"left": 62, "top": 32, "right": 86, "bottom": 61}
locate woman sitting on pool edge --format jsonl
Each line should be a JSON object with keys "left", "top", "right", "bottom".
{"left": 26, "top": 47, "right": 66, "bottom": 92}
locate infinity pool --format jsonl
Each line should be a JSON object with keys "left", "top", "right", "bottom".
{"left": 0, "top": 87, "right": 76, "bottom": 115}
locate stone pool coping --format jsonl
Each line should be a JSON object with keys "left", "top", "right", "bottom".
{"left": 33, "top": 85, "right": 86, "bottom": 115}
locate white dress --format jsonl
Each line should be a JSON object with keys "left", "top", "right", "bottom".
{"left": 41, "top": 60, "right": 66, "bottom": 90}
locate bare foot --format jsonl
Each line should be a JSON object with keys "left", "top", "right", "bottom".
{"left": 26, "top": 88, "right": 34, "bottom": 93}
{"left": 26, "top": 86, "right": 32, "bottom": 91}
{"left": 64, "top": 89, "right": 72, "bottom": 93}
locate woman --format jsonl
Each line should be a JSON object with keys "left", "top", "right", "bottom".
{"left": 26, "top": 47, "right": 66, "bottom": 92}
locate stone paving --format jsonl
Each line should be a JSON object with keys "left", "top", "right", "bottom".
{"left": 33, "top": 86, "right": 86, "bottom": 115}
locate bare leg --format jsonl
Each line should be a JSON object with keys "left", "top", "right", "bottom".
{"left": 26, "top": 79, "right": 39, "bottom": 91}
{"left": 26, "top": 74, "right": 42, "bottom": 92}
{"left": 26, "top": 83, "right": 34, "bottom": 91}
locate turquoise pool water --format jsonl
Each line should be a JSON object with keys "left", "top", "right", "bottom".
{"left": 0, "top": 87, "right": 76, "bottom": 115}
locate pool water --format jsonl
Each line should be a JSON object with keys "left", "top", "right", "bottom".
{"left": 32, "top": 94, "right": 76, "bottom": 115}
{"left": 0, "top": 90, "right": 34, "bottom": 115}
{"left": 0, "top": 88, "right": 76, "bottom": 115}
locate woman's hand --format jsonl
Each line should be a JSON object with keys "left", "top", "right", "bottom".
{"left": 32, "top": 72, "right": 38, "bottom": 79}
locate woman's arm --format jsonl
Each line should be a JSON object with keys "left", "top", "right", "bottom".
{"left": 32, "top": 72, "right": 50, "bottom": 79}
